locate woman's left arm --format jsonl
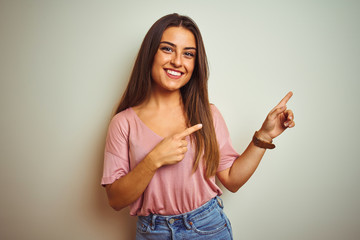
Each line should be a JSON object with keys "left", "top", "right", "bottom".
{"left": 217, "top": 92, "right": 295, "bottom": 192}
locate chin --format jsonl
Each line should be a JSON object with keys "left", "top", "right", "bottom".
{"left": 162, "top": 82, "right": 187, "bottom": 91}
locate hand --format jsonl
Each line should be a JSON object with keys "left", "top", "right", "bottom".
{"left": 146, "top": 124, "right": 203, "bottom": 169}
{"left": 258, "top": 92, "right": 295, "bottom": 141}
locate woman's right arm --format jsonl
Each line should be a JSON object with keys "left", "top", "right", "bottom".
{"left": 105, "top": 124, "right": 202, "bottom": 211}
{"left": 105, "top": 154, "right": 158, "bottom": 211}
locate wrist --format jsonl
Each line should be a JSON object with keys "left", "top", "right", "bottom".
{"left": 256, "top": 130, "right": 272, "bottom": 142}
{"left": 252, "top": 131, "right": 275, "bottom": 149}
{"left": 143, "top": 153, "right": 160, "bottom": 173}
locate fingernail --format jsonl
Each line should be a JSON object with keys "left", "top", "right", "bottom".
{"left": 284, "top": 122, "right": 289, "bottom": 127}
{"left": 198, "top": 124, "right": 203, "bottom": 128}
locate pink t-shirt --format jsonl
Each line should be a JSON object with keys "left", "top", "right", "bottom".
{"left": 101, "top": 105, "right": 239, "bottom": 216}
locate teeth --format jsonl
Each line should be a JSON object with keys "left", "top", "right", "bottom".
{"left": 167, "top": 69, "right": 181, "bottom": 76}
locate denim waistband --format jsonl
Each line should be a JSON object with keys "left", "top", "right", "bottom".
{"left": 138, "top": 196, "right": 224, "bottom": 230}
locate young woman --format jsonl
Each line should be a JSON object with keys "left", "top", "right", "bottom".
{"left": 101, "top": 13, "right": 295, "bottom": 239}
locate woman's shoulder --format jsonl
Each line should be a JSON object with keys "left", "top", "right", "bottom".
{"left": 109, "top": 108, "right": 135, "bottom": 130}
{"left": 209, "top": 103, "right": 222, "bottom": 117}
{"left": 209, "top": 103, "right": 227, "bottom": 127}
{"left": 112, "top": 107, "right": 134, "bottom": 120}
{"left": 210, "top": 103, "right": 217, "bottom": 110}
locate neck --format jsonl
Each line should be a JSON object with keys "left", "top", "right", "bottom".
{"left": 145, "top": 87, "right": 183, "bottom": 110}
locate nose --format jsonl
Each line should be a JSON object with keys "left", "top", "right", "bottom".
{"left": 170, "top": 52, "right": 182, "bottom": 67}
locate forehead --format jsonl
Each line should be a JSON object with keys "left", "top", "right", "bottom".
{"left": 160, "top": 27, "right": 196, "bottom": 47}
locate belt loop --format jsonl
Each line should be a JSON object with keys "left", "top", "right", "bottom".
{"left": 182, "top": 214, "right": 192, "bottom": 230}
{"left": 151, "top": 214, "right": 157, "bottom": 230}
{"left": 216, "top": 196, "right": 224, "bottom": 209}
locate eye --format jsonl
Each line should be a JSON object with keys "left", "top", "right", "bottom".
{"left": 160, "top": 46, "right": 173, "bottom": 53}
{"left": 184, "top": 52, "right": 195, "bottom": 58}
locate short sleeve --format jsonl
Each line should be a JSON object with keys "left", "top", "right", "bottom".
{"left": 101, "top": 112, "right": 130, "bottom": 186}
{"left": 211, "top": 105, "right": 240, "bottom": 172}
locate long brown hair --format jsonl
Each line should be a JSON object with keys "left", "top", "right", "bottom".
{"left": 115, "top": 13, "right": 219, "bottom": 178}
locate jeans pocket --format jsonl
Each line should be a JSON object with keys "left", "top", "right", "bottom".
{"left": 136, "top": 219, "right": 149, "bottom": 234}
{"left": 191, "top": 208, "right": 228, "bottom": 235}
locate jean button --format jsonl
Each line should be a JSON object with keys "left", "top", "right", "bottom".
{"left": 169, "top": 219, "right": 175, "bottom": 224}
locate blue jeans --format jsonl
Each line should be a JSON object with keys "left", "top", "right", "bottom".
{"left": 136, "top": 196, "right": 233, "bottom": 240}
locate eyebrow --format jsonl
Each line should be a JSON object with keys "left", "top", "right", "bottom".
{"left": 159, "top": 41, "right": 197, "bottom": 51}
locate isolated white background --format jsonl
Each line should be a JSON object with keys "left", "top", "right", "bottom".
{"left": 1, "top": 0, "right": 359, "bottom": 239}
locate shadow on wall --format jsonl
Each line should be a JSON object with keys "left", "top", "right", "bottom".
{"left": 82, "top": 58, "right": 139, "bottom": 239}
{"left": 91, "top": 127, "right": 137, "bottom": 239}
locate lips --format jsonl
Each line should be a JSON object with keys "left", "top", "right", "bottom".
{"left": 165, "top": 69, "right": 183, "bottom": 79}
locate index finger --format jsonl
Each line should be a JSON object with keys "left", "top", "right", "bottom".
{"left": 276, "top": 91, "right": 293, "bottom": 108}
{"left": 176, "top": 124, "right": 203, "bottom": 139}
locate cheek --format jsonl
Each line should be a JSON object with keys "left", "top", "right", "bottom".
{"left": 150, "top": 62, "right": 159, "bottom": 81}
{"left": 187, "top": 61, "right": 196, "bottom": 75}
{"left": 151, "top": 56, "right": 163, "bottom": 76}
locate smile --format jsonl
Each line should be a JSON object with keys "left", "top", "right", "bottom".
{"left": 166, "top": 69, "right": 183, "bottom": 77}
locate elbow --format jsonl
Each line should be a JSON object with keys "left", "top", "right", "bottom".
{"left": 109, "top": 203, "right": 122, "bottom": 211}
{"left": 108, "top": 199, "right": 125, "bottom": 211}
{"left": 228, "top": 185, "right": 240, "bottom": 193}
{"left": 228, "top": 188, "right": 238, "bottom": 193}
{"left": 226, "top": 183, "right": 243, "bottom": 193}
{"left": 105, "top": 184, "right": 126, "bottom": 211}
{"left": 219, "top": 177, "right": 243, "bottom": 193}
{"left": 107, "top": 196, "right": 127, "bottom": 211}
{"left": 112, "top": 206, "right": 124, "bottom": 212}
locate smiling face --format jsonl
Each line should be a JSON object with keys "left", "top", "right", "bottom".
{"left": 151, "top": 27, "right": 197, "bottom": 93}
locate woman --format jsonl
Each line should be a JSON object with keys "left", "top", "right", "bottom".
{"left": 101, "top": 13, "right": 295, "bottom": 239}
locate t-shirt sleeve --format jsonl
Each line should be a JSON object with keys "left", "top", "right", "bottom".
{"left": 211, "top": 105, "right": 240, "bottom": 172}
{"left": 101, "top": 113, "right": 130, "bottom": 186}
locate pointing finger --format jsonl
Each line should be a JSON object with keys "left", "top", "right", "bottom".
{"left": 176, "top": 124, "right": 203, "bottom": 139}
{"left": 276, "top": 91, "right": 293, "bottom": 108}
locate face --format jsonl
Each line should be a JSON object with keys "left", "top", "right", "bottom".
{"left": 151, "top": 27, "right": 196, "bottom": 92}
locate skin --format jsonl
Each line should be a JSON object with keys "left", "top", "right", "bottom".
{"left": 217, "top": 92, "right": 295, "bottom": 192}
{"left": 151, "top": 26, "right": 196, "bottom": 95}
{"left": 105, "top": 27, "right": 295, "bottom": 210}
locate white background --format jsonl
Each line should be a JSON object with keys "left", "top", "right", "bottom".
{"left": 1, "top": 0, "right": 359, "bottom": 239}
